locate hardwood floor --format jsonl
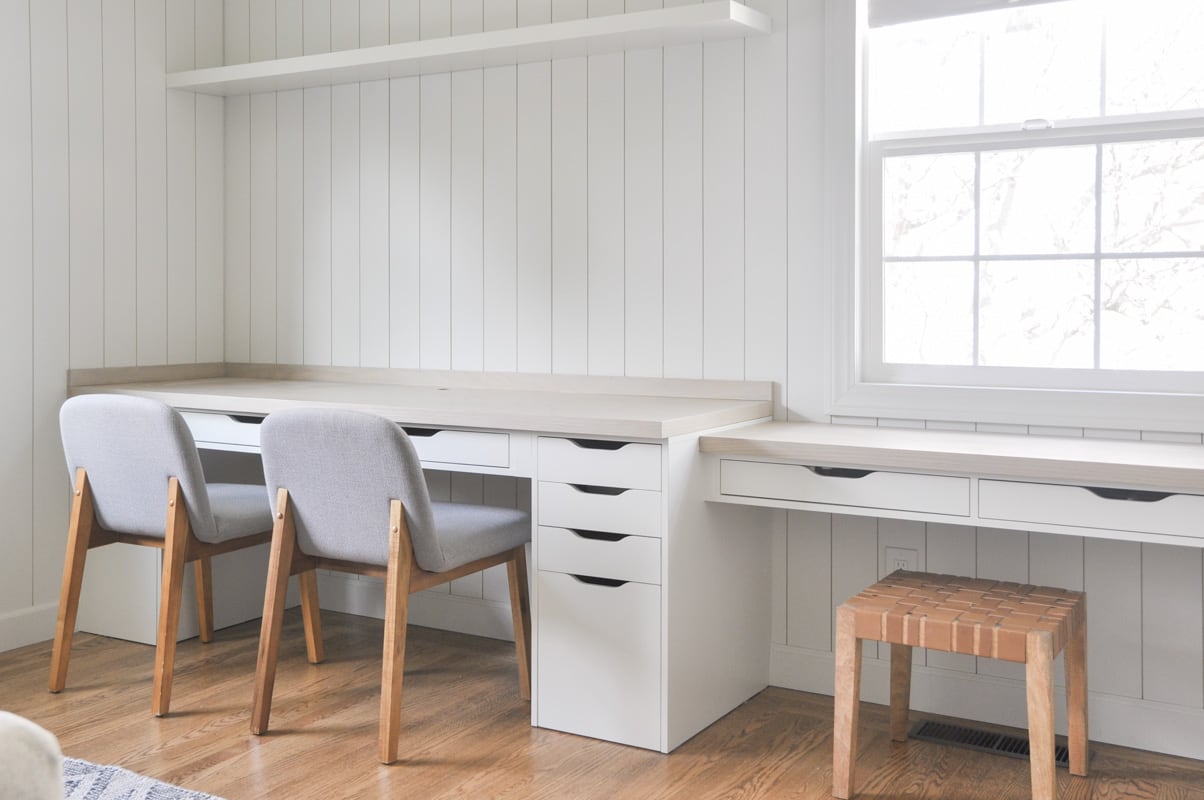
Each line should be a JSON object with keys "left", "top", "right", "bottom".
{"left": 3, "top": 610, "right": 1202, "bottom": 799}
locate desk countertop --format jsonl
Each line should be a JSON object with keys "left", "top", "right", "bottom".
{"left": 72, "top": 376, "right": 772, "bottom": 440}
{"left": 700, "top": 421, "right": 1204, "bottom": 493}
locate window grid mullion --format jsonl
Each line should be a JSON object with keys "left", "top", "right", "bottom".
{"left": 885, "top": 251, "right": 1204, "bottom": 262}
{"left": 1093, "top": 143, "right": 1104, "bottom": 370}
{"left": 1094, "top": 13, "right": 1107, "bottom": 371}
{"left": 973, "top": 151, "right": 982, "bottom": 367}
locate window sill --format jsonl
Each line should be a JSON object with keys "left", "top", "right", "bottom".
{"left": 830, "top": 378, "right": 1204, "bottom": 435}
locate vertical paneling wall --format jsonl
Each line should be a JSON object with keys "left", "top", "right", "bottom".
{"left": 221, "top": 0, "right": 788, "bottom": 405}
{"left": 0, "top": 0, "right": 219, "bottom": 649}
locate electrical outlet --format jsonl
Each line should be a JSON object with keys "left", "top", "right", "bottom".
{"left": 885, "top": 547, "right": 918, "bottom": 574}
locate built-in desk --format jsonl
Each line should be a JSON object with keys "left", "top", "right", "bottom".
{"left": 68, "top": 365, "right": 774, "bottom": 753}
{"left": 700, "top": 421, "right": 1204, "bottom": 760}
{"left": 701, "top": 421, "right": 1204, "bottom": 549}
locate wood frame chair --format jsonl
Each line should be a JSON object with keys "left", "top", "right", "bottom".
{"left": 833, "top": 570, "right": 1087, "bottom": 800}
{"left": 51, "top": 394, "right": 281, "bottom": 716}
{"left": 250, "top": 408, "right": 531, "bottom": 764}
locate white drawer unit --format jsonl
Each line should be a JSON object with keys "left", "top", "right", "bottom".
{"left": 979, "top": 479, "right": 1204, "bottom": 540}
{"left": 538, "top": 481, "right": 663, "bottom": 538}
{"left": 536, "top": 570, "right": 661, "bottom": 751}
{"left": 537, "top": 437, "right": 661, "bottom": 490}
{"left": 538, "top": 526, "right": 661, "bottom": 586}
{"left": 403, "top": 427, "right": 510, "bottom": 469}
{"left": 719, "top": 459, "right": 970, "bottom": 517}
{"left": 180, "top": 411, "right": 264, "bottom": 451}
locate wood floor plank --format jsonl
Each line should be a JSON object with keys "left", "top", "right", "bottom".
{"left": 2, "top": 611, "right": 1202, "bottom": 799}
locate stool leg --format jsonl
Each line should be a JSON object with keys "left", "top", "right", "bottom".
{"left": 833, "top": 606, "right": 862, "bottom": 799}
{"left": 1026, "top": 630, "right": 1056, "bottom": 800}
{"left": 889, "top": 644, "right": 912, "bottom": 742}
{"left": 1065, "top": 604, "right": 1088, "bottom": 777}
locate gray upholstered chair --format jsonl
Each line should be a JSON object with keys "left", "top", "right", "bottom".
{"left": 52, "top": 394, "right": 284, "bottom": 716}
{"left": 251, "top": 408, "right": 532, "bottom": 764}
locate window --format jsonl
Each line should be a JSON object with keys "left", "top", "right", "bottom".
{"left": 862, "top": 0, "right": 1204, "bottom": 398}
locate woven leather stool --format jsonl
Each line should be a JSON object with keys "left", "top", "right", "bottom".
{"left": 833, "top": 570, "right": 1087, "bottom": 800}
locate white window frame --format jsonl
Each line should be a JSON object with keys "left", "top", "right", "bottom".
{"left": 825, "top": 0, "right": 1204, "bottom": 433}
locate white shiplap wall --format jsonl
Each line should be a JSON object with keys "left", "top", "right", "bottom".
{"left": 0, "top": 0, "right": 219, "bottom": 649}
{"left": 222, "top": 0, "right": 789, "bottom": 397}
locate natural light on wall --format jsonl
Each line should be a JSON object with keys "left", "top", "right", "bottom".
{"left": 865, "top": 0, "right": 1204, "bottom": 388}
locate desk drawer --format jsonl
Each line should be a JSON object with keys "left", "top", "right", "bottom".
{"left": 536, "top": 570, "right": 661, "bottom": 750}
{"left": 538, "top": 526, "right": 661, "bottom": 585}
{"left": 538, "top": 437, "right": 661, "bottom": 490}
{"left": 538, "top": 482, "right": 662, "bottom": 538}
{"left": 979, "top": 480, "right": 1204, "bottom": 539}
{"left": 180, "top": 411, "right": 263, "bottom": 449}
{"left": 404, "top": 428, "right": 509, "bottom": 469}
{"left": 719, "top": 459, "right": 970, "bottom": 517}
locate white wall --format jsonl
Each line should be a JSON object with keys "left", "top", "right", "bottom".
{"left": 0, "top": 0, "right": 221, "bottom": 649}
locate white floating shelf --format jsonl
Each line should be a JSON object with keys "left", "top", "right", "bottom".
{"left": 167, "top": 1, "right": 771, "bottom": 96}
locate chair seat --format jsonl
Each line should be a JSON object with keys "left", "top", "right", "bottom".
{"left": 205, "top": 483, "right": 276, "bottom": 543}
{"left": 426, "top": 502, "right": 530, "bottom": 573}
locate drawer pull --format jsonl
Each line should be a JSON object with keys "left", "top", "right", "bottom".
{"left": 567, "top": 438, "right": 631, "bottom": 451}
{"left": 809, "top": 466, "right": 874, "bottom": 479}
{"left": 569, "top": 483, "right": 629, "bottom": 496}
{"left": 401, "top": 426, "right": 440, "bottom": 437}
{"left": 1085, "top": 486, "right": 1172, "bottom": 503}
{"left": 570, "top": 529, "right": 629, "bottom": 542}
{"left": 229, "top": 414, "right": 265, "bottom": 425}
{"left": 572, "top": 575, "right": 628, "bottom": 588}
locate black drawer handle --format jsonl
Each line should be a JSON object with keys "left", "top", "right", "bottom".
{"left": 402, "top": 427, "right": 440, "bottom": 437}
{"left": 567, "top": 438, "right": 631, "bottom": 450}
{"left": 229, "top": 414, "right": 265, "bottom": 425}
{"left": 1085, "top": 486, "right": 1172, "bottom": 503}
{"left": 810, "top": 466, "right": 874, "bottom": 479}
{"left": 569, "top": 484, "right": 628, "bottom": 496}
{"left": 572, "top": 575, "right": 628, "bottom": 588}
{"left": 570, "top": 529, "right": 628, "bottom": 542}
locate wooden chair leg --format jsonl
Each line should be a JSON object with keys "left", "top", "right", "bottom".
{"left": 252, "top": 489, "right": 299, "bottom": 735}
{"left": 833, "top": 605, "right": 863, "bottom": 800}
{"left": 1026, "top": 630, "right": 1057, "bottom": 800}
{"left": 49, "top": 469, "right": 95, "bottom": 693}
{"left": 506, "top": 545, "right": 532, "bottom": 701}
{"left": 152, "top": 478, "right": 191, "bottom": 717}
{"left": 889, "top": 643, "right": 912, "bottom": 742}
{"left": 379, "top": 499, "right": 414, "bottom": 765}
{"left": 1065, "top": 604, "right": 1088, "bottom": 777}
{"left": 299, "top": 569, "right": 325, "bottom": 664}
{"left": 194, "top": 557, "right": 215, "bottom": 644}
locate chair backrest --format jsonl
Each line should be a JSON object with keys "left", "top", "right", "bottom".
{"left": 258, "top": 408, "right": 437, "bottom": 569}
{"left": 60, "top": 394, "right": 216, "bottom": 541}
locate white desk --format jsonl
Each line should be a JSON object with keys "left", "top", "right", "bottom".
{"left": 70, "top": 365, "right": 774, "bottom": 753}
{"left": 701, "top": 421, "right": 1204, "bottom": 549}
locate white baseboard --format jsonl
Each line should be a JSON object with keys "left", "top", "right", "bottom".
{"left": 0, "top": 603, "right": 57, "bottom": 652}
{"left": 770, "top": 643, "right": 1204, "bottom": 761}
{"left": 315, "top": 573, "right": 516, "bottom": 642}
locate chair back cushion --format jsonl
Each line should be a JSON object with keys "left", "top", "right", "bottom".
{"left": 60, "top": 394, "right": 217, "bottom": 541}
{"left": 259, "top": 408, "right": 436, "bottom": 569}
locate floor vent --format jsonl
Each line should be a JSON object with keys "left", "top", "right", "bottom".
{"left": 909, "top": 720, "right": 1074, "bottom": 768}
